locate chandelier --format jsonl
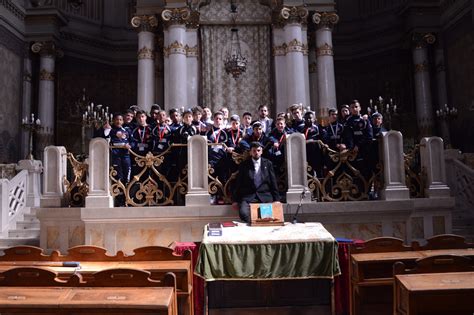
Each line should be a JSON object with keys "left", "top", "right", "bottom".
{"left": 223, "top": 1, "right": 247, "bottom": 79}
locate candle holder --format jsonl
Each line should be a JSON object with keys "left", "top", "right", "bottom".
{"left": 436, "top": 104, "right": 458, "bottom": 121}
{"left": 81, "top": 100, "right": 111, "bottom": 154}
{"left": 367, "top": 96, "right": 399, "bottom": 129}
{"left": 21, "top": 114, "right": 43, "bottom": 160}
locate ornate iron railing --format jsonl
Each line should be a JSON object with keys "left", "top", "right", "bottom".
{"left": 306, "top": 140, "right": 383, "bottom": 201}
{"left": 110, "top": 145, "right": 188, "bottom": 207}
{"left": 64, "top": 153, "right": 89, "bottom": 207}
{"left": 404, "top": 144, "right": 426, "bottom": 198}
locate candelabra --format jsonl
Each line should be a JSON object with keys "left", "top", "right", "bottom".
{"left": 21, "top": 114, "right": 42, "bottom": 160}
{"left": 81, "top": 102, "right": 112, "bottom": 154}
{"left": 436, "top": 104, "right": 458, "bottom": 120}
{"left": 367, "top": 96, "right": 398, "bottom": 129}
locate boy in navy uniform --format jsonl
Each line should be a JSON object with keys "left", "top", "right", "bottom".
{"left": 347, "top": 100, "right": 373, "bottom": 181}
{"left": 123, "top": 109, "right": 136, "bottom": 130}
{"left": 288, "top": 104, "right": 304, "bottom": 131}
{"left": 130, "top": 110, "right": 153, "bottom": 155}
{"left": 241, "top": 111, "right": 253, "bottom": 138}
{"left": 109, "top": 113, "right": 131, "bottom": 206}
{"left": 368, "top": 112, "right": 387, "bottom": 199}
{"left": 298, "top": 111, "right": 326, "bottom": 177}
{"left": 324, "top": 108, "right": 352, "bottom": 152}
{"left": 192, "top": 106, "right": 208, "bottom": 135}
{"left": 168, "top": 108, "right": 182, "bottom": 132}
{"left": 268, "top": 116, "right": 293, "bottom": 180}
{"left": 240, "top": 121, "right": 271, "bottom": 153}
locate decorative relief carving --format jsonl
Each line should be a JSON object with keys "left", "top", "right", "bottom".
{"left": 309, "top": 62, "right": 317, "bottom": 73}
{"left": 186, "top": 10, "right": 200, "bottom": 29}
{"left": 39, "top": 68, "right": 54, "bottom": 81}
{"left": 137, "top": 46, "right": 154, "bottom": 60}
{"left": 185, "top": 45, "right": 199, "bottom": 57}
{"left": 280, "top": 6, "right": 308, "bottom": 24}
{"left": 200, "top": 0, "right": 271, "bottom": 24}
{"left": 131, "top": 15, "right": 158, "bottom": 32}
{"left": 316, "top": 43, "right": 333, "bottom": 56}
{"left": 161, "top": 7, "right": 191, "bottom": 27}
{"left": 272, "top": 44, "right": 287, "bottom": 56}
{"left": 312, "top": 12, "right": 339, "bottom": 29}
{"left": 412, "top": 33, "right": 436, "bottom": 49}
{"left": 31, "top": 41, "right": 63, "bottom": 57}
{"left": 286, "top": 38, "right": 304, "bottom": 53}
{"left": 414, "top": 61, "right": 429, "bottom": 73}
{"left": 166, "top": 41, "right": 186, "bottom": 55}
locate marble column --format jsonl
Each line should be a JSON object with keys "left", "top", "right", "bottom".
{"left": 435, "top": 47, "right": 451, "bottom": 145}
{"left": 280, "top": 6, "right": 308, "bottom": 108}
{"left": 131, "top": 15, "right": 158, "bottom": 113}
{"left": 302, "top": 26, "right": 311, "bottom": 109}
{"left": 412, "top": 33, "right": 436, "bottom": 137}
{"left": 272, "top": 16, "right": 288, "bottom": 114}
{"left": 31, "top": 41, "right": 62, "bottom": 156}
{"left": 162, "top": 7, "right": 190, "bottom": 109}
{"left": 186, "top": 11, "right": 200, "bottom": 108}
{"left": 312, "top": 12, "right": 339, "bottom": 120}
{"left": 21, "top": 53, "right": 33, "bottom": 159}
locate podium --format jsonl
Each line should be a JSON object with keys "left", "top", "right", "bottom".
{"left": 250, "top": 202, "right": 284, "bottom": 226}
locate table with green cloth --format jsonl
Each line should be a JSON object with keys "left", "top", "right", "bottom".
{"left": 195, "top": 222, "right": 341, "bottom": 281}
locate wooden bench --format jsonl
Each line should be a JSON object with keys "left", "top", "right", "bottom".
{"left": 0, "top": 267, "right": 178, "bottom": 314}
{"left": 0, "top": 245, "right": 193, "bottom": 315}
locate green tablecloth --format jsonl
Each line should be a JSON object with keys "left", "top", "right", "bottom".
{"left": 195, "top": 222, "right": 341, "bottom": 281}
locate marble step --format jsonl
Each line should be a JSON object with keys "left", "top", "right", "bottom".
{"left": 22, "top": 213, "right": 39, "bottom": 223}
{"left": 16, "top": 220, "right": 40, "bottom": 230}
{"left": 8, "top": 228, "right": 40, "bottom": 238}
{"left": 0, "top": 237, "right": 39, "bottom": 248}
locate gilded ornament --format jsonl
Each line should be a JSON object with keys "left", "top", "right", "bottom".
{"left": 309, "top": 62, "right": 317, "bottom": 73}
{"left": 186, "top": 10, "right": 200, "bottom": 29}
{"left": 316, "top": 43, "right": 333, "bottom": 56}
{"left": 31, "top": 41, "right": 63, "bottom": 57}
{"left": 185, "top": 45, "right": 199, "bottom": 57}
{"left": 167, "top": 41, "right": 186, "bottom": 55}
{"left": 161, "top": 7, "right": 191, "bottom": 26}
{"left": 39, "top": 69, "right": 55, "bottom": 81}
{"left": 272, "top": 44, "right": 287, "bottom": 56}
{"left": 414, "top": 61, "right": 429, "bottom": 73}
{"left": 312, "top": 12, "right": 339, "bottom": 28}
{"left": 286, "top": 38, "right": 304, "bottom": 53}
{"left": 280, "top": 6, "right": 308, "bottom": 24}
{"left": 137, "top": 46, "right": 155, "bottom": 60}
{"left": 412, "top": 33, "right": 436, "bottom": 49}
{"left": 302, "top": 43, "right": 309, "bottom": 56}
{"left": 131, "top": 15, "right": 158, "bottom": 32}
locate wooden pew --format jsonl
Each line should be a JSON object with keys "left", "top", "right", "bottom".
{"left": 414, "top": 234, "right": 473, "bottom": 250}
{"left": 0, "top": 267, "right": 178, "bottom": 315}
{"left": 393, "top": 255, "right": 474, "bottom": 315}
{"left": 0, "top": 245, "right": 193, "bottom": 315}
{"left": 350, "top": 237, "right": 418, "bottom": 315}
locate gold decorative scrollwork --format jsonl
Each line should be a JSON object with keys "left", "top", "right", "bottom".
{"left": 185, "top": 45, "right": 199, "bottom": 57}
{"left": 131, "top": 15, "right": 159, "bottom": 32}
{"left": 312, "top": 12, "right": 339, "bottom": 28}
{"left": 161, "top": 7, "right": 191, "bottom": 27}
{"left": 309, "top": 62, "right": 317, "bottom": 73}
{"left": 404, "top": 145, "right": 426, "bottom": 198}
{"left": 280, "top": 6, "right": 308, "bottom": 24}
{"left": 306, "top": 141, "right": 371, "bottom": 201}
{"left": 63, "top": 153, "right": 89, "bottom": 207}
{"left": 110, "top": 145, "right": 188, "bottom": 207}
{"left": 316, "top": 43, "right": 333, "bottom": 56}
{"left": 39, "top": 69, "right": 55, "bottom": 81}
{"left": 272, "top": 44, "right": 287, "bottom": 56}
{"left": 138, "top": 46, "right": 155, "bottom": 60}
{"left": 286, "top": 39, "right": 304, "bottom": 53}
{"left": 414, "top": 61, "right": 429, "bottom": 73}
{"left": 167, "top": 41, "right": 186, "bottom": 55}
{"left": 31, "top": 41, "right": 63, "bottom": 57}
{"left": 412, "top": 32, "right": 436, "bottom": 49}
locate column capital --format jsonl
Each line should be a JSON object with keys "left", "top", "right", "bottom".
{"left": 161, "top": 7, "right": 191, "bottom": 28}
{"left": 280, "top": 6, "right": 308, "bottom": 25}
{"left": 312, "top": 12, "right": 339, "bottom": 29}
{"left": 131, "top": 15, "right": 159, "bottom": 32}
{"left": 412, "top": 32, "right": 436, "bottom": 49}
{"left": 186, "top": 10, "right": 200, "bottom": 29}
{"left": 31, "top": 41, "right": 63, "bottom": 58}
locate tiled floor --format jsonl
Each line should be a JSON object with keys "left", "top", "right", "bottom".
{"left": 210, "top": 306, "right": 331, "bottom": 315}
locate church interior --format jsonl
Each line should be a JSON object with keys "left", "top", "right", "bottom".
{"left": 0, "top": 0, "right": 473, "bottom": 314}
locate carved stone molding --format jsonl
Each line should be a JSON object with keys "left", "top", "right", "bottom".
{"left": 131, "top": 15, "right": 159, "bottom": 32}
{"left": 316, "top": 43, "right": 333, "bottom": 56}
{"left": 414, "top": 61, "right": 429, "bottom": 73}
{"left": 412, "top": 33, "right": 436, "bottom": 49}
{"left": 161, "top": 7, "right": 191, "bottom": 27}
{"left": 312, "top": 12, "right": 339, "bottom": 29}
{"left": 165, "top": 41, "right": 186, "bottom": 56}
{"left": 31, "top": 41, "right": 63, "bottom": 57}
{"left": 280, "top": 6, "right": 308, "bottom": 25}
{"left": 302, "top": 43, "right": 308, "bottom": 56}
{"left": 309, "top": 62, "right": 317, "bottom": 73}
{"left": 137, "top": 46, "right": 154, "bottom": 60}
{"left": 39, "top": 68, "right": 55, "bottom": 81}
{"left": 272, "top": 44, "right": 287, "bottom": 56}
{"left": 186, "top": 10, "right": 200, "bottom": 29}
{"left": 185, "top": 45, "right": 199, "bottom": 57}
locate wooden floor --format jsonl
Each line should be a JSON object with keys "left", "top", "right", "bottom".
{"left": 210, "top": 306, "right": 330, "bottom": 315}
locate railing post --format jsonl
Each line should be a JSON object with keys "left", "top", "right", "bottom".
{"left": 379, "top": 131, "right": 410, "bottom": 200}
{"left": 86, "top": 138, "right": 113, "bottom": 208}
{"left": 17, "top": 159, "right": 43, "bottom": 207}
{"left": 420, "top": 137, "right": 451, "bottom": 198}
{"left": 0, "top": 179, "right": 9, "bottom": 235}
{"left": 286, "top": 133, "right": 311, "bottom": 203}
{"left": 40, "top": 146, "right": 67, "bottom": 207}
{"left": 185, "top": 135, "right": 211, "bottom": 206}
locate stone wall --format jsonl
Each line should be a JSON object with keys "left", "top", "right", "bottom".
{"left": 0, "top": 25, "right": 23, "bottom": 163}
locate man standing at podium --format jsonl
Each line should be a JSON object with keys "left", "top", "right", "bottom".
{"left": 232, "top": 142, "right": 280, "bottom": 223}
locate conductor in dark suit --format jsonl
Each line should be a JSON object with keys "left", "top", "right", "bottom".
{"left": 232, "top": 142, "right": 280, "bottom": 223}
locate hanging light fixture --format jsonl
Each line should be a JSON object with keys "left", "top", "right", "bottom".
{"left": 223, "top": 1, "right": 247, "bottom": 79}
